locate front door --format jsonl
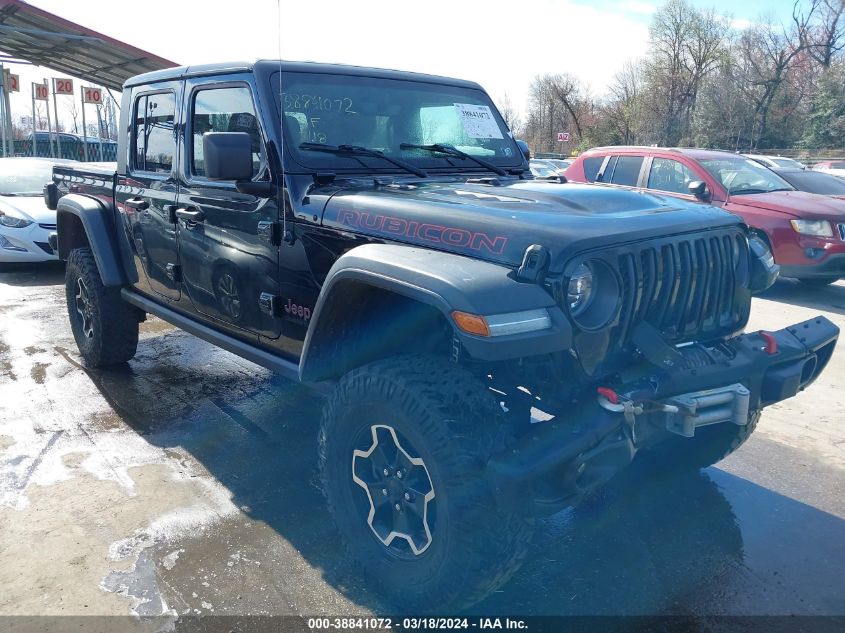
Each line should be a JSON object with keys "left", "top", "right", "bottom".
{"left": 116, "top": 85, "right": 181, "bottom": 300}
{"left": 176, "top": 78, "right": 281, "bottom": 338}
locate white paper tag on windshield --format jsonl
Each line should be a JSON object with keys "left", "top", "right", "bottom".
{"left": 454, "top": 103, "right": 503, "bottom": 139}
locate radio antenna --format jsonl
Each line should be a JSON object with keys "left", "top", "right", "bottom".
{"left": 276, "top": 0, "right": 288, "bottom": 244}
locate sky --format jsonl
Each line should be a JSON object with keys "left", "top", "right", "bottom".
{"left": 1, "top": 0, "right": 801, "bottom": 134}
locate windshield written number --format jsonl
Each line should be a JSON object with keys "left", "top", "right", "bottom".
{"left": 283, "top": 93, "right": 357, "bottom": 114}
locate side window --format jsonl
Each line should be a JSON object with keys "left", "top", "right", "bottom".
{"left": 133, "top": 92, "right": 176, "bottom": 173}
{"left": 597, "top": 156, "right": 617, "bottom": 182}
{"left": 191, "top": 86, "right": 262, "bottom": 178}
{"left": 648, "top": 158, "right": 698, "bottom": 194}
{"left": 609, "top": 156, "right": 644, "bottom": 187}
{"left": 582, "top": 156, "right": 604, "bottom": 182}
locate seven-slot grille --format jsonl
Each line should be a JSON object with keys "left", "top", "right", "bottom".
{"left": 552, "top": 228, "right": 749, "bottom": 352}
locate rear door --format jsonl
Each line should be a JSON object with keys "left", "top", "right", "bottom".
{"left": 175, "top": 76, "right": 282, "bottom": 338}
{"left": 116, "top": 84, "right": 181, "bottom": 300}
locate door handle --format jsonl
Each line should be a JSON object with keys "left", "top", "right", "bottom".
{"left": 175, "top": 207, "right": 205, "bottom": 223}
{"left": 124, "top": 198, "right": 149, "bottom": 211}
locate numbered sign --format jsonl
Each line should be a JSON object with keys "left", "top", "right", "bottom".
{"left": 557, "top": 132, "right": 571, "bottom": 142}
{"left": 33, "top": 83, "right": 49, "bottom": 101}
{"left": 53, "top": 78, "right": 74, "bottom": 95}
{"left": 2, "top": 71, "right": 19, "bottom": 93}
{"left": 82, "top": 87, "right": 103, "bottom": 104}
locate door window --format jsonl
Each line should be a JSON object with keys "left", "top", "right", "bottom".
{"left": 191, "top": 86, "right": 263, "bottom": 178}
{"left": 647, "top": 158, "right": 698, "bottom": 194}
{"left": 608, "top": 156, "right": 644, "bottom": 187}
{"left": 582, "top": 156, "right": 604, "bottom": 182}
{"left": 132, "top": 92, "right": 176, "bottom": 174}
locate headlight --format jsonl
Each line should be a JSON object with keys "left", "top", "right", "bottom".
{"left": 0, "top": 213, "right": 33, "bottom": 229}
{"left": 565, "top": 259, "right": 620, "bottom": 330}
{"left": 567, "top": 263, "right": 594, "bottom": 317}
{"left": 790, "top": 219, "right": 833, "bottom": 237}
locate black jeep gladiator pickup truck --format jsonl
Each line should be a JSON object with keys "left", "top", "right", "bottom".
{"left": 47, "top": 60, "right": 838, "bottom": 609}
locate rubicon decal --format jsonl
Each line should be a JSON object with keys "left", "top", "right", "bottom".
{"left": 336, "top": 209, "right": 508, "bottom": 255}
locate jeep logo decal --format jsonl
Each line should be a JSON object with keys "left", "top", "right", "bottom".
{"left": 285, "top": 298, "right": 311, "bottom": 321}
{"left": 336, "top": 209, "right": 508, "bottom": 256}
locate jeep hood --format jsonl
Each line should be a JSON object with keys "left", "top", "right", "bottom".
{"left": 321, "top": 179, "right": 742, "bottom": 273}
{"left": 727, "top": 190, "right": 845, "bottom": 220}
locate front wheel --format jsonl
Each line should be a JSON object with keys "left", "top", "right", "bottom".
{"left": 65, "top": 247, "right": 140, "bottom": 367}
{"left": 319, "top": 355, "right": 533, "bottom": 611}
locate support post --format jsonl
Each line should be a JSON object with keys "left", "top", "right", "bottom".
{"left": 51, "top": 79, "right": 62, "bottom": 159}
{"left": 95, "top": 104, "right": 104, "bottom": 161}
{"left": 44, "top": 78, "right": 56, "bottom": 158}
{"left": 31, "top": 86, "right": 37, "bottom": 157}
{"left": 80, "top": 87, "right": 88, "bottom": 162}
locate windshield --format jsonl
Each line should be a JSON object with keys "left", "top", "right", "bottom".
{"left": 771, "top": 157, "right": 803, "bottom": 169}
{"left": 0, "top": 160, "right": 56, "bottom": 196}
{"left": 781, "top": 170, "right": 845, "bottom": 195}
{"left": 699, "top": 157, "right": 793, "bottom": 195}
{"left": 530, "top": 161, "right": 558, "bottom": 177}
{"left": 273, "top": 72, "right": 521, "bottom": 172}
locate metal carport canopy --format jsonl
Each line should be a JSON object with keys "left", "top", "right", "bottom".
{"left": 0, "top": 0, "right": 177, "bottom": 90}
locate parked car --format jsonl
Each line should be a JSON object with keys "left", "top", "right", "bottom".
{"left": 0, "top": 157, "right": 75, "bottom": 263}
{"left": 812, "top": 160, "right": 845, "bottom": 179}
{"left": 775, "top": 169, "right": 845, "bottom": 201}
{"left": 565, "top": 147, "right": 845, "bottom": 286}
{"left": 49, "top": 62, "right": 836, "bottom": 610}
{"left": 745, "top": 153, "right": 805, "bottom": 170}
{"left": 544, "top": 158, "right": 573, "bottom": 174}
{"left": 529, "top": 159, "right": 560, "bottom": 178}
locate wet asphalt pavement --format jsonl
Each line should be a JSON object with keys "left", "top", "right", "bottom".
{"left": 0, "top": 262, "right": 844, "bottom": 628}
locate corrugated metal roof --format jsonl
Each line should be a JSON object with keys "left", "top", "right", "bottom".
{"left": 0, "top": 0, "right": 177, "bottom": 91}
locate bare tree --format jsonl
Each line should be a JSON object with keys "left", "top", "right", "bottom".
{"left": 646, "top": 0, "right": 730, "bottom": 144}
{"left": 495, "top": 92, "right": 521, "bottom": 135}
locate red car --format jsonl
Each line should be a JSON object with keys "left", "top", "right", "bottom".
{"left": 565, "top": 147, "right": 845, "bottom": 286}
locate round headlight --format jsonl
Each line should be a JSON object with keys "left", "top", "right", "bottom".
{"left": 567, "top": 263, "right": 594, "bottom": 317}
{"left": 565, "top": 259, "right": 620, "bottom": 330}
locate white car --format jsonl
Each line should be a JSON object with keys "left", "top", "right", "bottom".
{"left": 744, "top": 153, "right": 806, "bottom": 170}
{"left": 0, "top": 157, "right": 76, "bottom": 264}
{"left": 812, "top": 160, "right": 845, "bottom": 179}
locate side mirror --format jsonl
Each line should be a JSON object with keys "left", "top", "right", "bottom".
{"left": 515, "top": 139, "right": 531, "bottom": 161}
{"left": 688, "top": 180, "right": 709, "bottom": 201}
{"left": 203, "top": 132, "right": 253, "bottom": 181}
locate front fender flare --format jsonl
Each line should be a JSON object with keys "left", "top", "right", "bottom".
{"left": 299, "top": 244, "right": 571, "bottom": 382}
{"left": 57, "top": 194, "right": 126, "bottom": 287}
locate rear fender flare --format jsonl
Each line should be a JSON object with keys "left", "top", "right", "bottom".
{"left": 56, "top": 194, "right": 126, "bottom": 287}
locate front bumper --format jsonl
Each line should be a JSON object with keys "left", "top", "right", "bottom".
{"left": 779, "top": 254, "right": 845, "bottom": 280}
{"left": 488, "top": 316, "right": 838, "bottom": 515}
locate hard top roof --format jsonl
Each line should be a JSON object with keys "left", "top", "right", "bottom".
{"left": 124, "top": 60, "right": 484, "bottom": 91}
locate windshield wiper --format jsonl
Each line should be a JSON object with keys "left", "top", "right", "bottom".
{"left": 400, "top": 143, "right": 507, "bottom": 176}
{"left": 299, "top": 142, "right": 428, "bottom": 178}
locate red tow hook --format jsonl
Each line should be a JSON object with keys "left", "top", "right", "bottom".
{"left": 760, "top": 331, "right": 778, "bottom": 355}
{"left": 597, "top": 387, "right": 619, "bottom": 404}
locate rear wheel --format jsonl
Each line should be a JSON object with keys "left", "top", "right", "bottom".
{"left": 65, "top": 247, "right": 140, "bottom": 367}
{"left": 319, "top": 355, "right": 533, "bottom": 610}
{"left": 642, "top": 411, "right": 761, "bottom": 471}
{"left": 798, "top": 276, "right": 840, "bottom": 287}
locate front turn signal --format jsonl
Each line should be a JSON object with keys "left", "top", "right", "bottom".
{"left": 452, "top": 311, "right": 490, "bottom": 337}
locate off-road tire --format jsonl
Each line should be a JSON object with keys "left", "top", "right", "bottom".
{"left": 798, "top": 276, "right": 840, "bottom": 287}
{"left": 642, "top": 411, "right": 761, "bottom": 471}
{"left": 65, "top": 247, "right": 139, "bottom": 367}
{"left": 319, "top": 355, "right": 533, "bottom": 611}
